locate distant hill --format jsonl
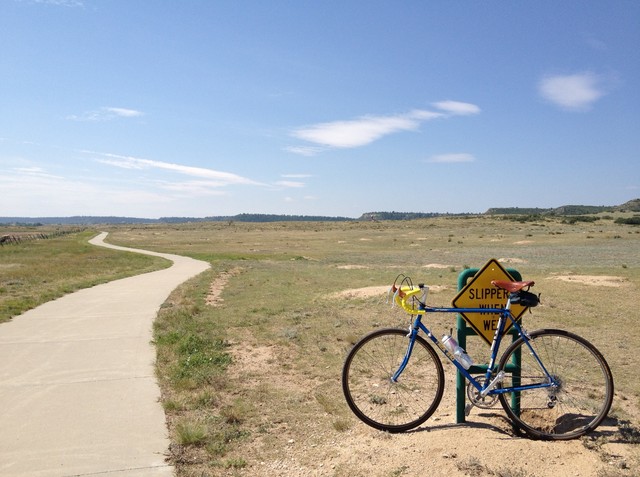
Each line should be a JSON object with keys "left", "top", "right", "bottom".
{"left": 358, "top": 211, "right": 461, "bottom": 221}
{"left": 203, "top": 213, "right": 353, "bottom": 223}
{"left": 1, "top": 199, "right": 637, "bottom": 225}
{"left": 0, "top": 216, "right": 158, "bottom": 225}
{"left": 485, "top": 199, "right": 640, "bottom": 216}
{"left": 0, "top": 214, "right": 353, "bottom": 226}
{"left": 616, "top": 198, "right": 640, "bottom": 212}
{"left": 483, "top": 207, "right": 552, "bottom": 215}
{"left": 361, "top": 199, "right": 640, "bottom": 220}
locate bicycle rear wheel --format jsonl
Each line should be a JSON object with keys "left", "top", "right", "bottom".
{"left": 342, "top": 328, "right": 444, "bottom": 433}
{"left": 498, "top": 329, "right": 613, "bottom": 440}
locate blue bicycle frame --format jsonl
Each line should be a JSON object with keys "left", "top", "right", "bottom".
{"left": 391, "top": 299, "right": 557, "bottom": 398}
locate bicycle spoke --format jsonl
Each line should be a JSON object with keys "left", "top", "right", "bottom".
{"left": 342, "top": 329, "right": 444, "bottom": 432}
{"left": 498, "top": 330, "right": 613, "bottom": 439}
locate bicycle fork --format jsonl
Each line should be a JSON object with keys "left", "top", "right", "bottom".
{"left": 390, "top": 326, "right": 419, "bottom": 382}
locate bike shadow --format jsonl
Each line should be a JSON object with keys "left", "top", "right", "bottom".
{"left": 588, "top": 415, "right": 640, "bottom": 444}
{"left": 404, "top": 412, "right": 519, "bottom": 438}
{"left": 404, "top": 413, "right": 633, "bottom": 442}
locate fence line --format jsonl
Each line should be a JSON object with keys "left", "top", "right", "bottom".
{"left": 0, "top": 228, "right": 85, "bottom": 246}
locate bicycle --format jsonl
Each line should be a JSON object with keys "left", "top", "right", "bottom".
{"left": 342, "top": 274, "right": 614, "bottom": 440}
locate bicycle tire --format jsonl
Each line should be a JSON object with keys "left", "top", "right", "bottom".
{"left": 342, "top": 328, "right": 444, "bottom": 433}
{"left": 498, "top": 329, "right": 613, "bottom": 440}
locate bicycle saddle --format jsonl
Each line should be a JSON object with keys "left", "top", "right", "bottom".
{"left": 491, "top": 280, "right": 535, "bottom": 292}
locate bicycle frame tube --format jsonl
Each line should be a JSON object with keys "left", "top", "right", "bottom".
{"left": 391, "top": 303, "right": 557, "bottom": 395}
{"left": 501, "top": 313, "right": 556, "bottom": 392}
{"left": 415, "top": 314, "right": 491, "bottom": 392}
{"left": 391, "top": 326, "right": 420, "bottom": 382}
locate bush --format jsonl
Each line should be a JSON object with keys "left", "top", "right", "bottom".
{"left": 615, "top": 216, "right": 640, "bottom": 225}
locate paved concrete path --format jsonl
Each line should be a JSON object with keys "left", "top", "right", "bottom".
{"left": 0, "top": 232, "right": 210, "bottom": 476}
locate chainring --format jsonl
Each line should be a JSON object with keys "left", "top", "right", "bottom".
{"left": 466, "top": 379, "right": 499, "bottom": 409}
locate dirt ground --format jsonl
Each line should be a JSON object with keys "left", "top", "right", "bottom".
{"left": 227, "top": 338, "right": 635, "bottom": 477}
{"left": 210, "top": 274, "right": 639, "bottom": 477}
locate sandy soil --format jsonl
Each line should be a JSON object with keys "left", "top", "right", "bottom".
{"left": 207, "top": 275, "right": 638, "bottom": 477}
{"left": 548, "top": 274, "right": 629, "bottom": 287}
{"left": 205, "top": 267, "right": 241, "bottom": 306}
{"left": 228, "top": 340, "right": 636, "bottom": 477}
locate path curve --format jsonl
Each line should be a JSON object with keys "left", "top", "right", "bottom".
{"left": 0, "top": 232, "right": 210, "bottom": 476}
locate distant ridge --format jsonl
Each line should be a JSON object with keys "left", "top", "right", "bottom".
{"left": 0, "top": 214, "right": 354, "bottom": 225}
{"left": 0, "top": 216, "right": 159, "bottom": 225}
{"left": 1, "top": 199, "right": 637, "bottom": 225}
{"left": 485, "top": 198, "right": 640, "bottom": 215}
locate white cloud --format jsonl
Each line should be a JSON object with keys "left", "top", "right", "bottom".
{"left": 0, "top": 162, "right": 231, "bottom": 217}
{"left": 275, "top": 180, "right": 305, "bottom": 188}
{"left": 538, "top": 72, "right": 607, "bottom": 111}
{"left": 27, "top": 0, "right": 84, "bottom": 6}
{"left": 158, "top": 180, "right": 229, "bottom": 196}
{"left": 284, "top": 146, "right": 324, "bottom": 156}
{"left": 67, "top": 107, "right": 144, "bottom": 121}
{"left": 0, "top": 167, "right": 166, "bottom": 217}
{"left": 432, "top": 101, "right": 481, "bottom": 116}
{"left": 291, "top": 109, "right": 441, "bottom": 149}
{"left": 104, "top": 107, "right": 143, "bottom": 118}
{"left": 273, "top": 174, "right": 309, "bottom": 188}
{"left": 289, "top": 102, "right": 479, "bottom": 153}
{"left": 12, "top": 166, "right": 64, "bottom": 178}
{"left": 426, "top": 153, "right": 476, "bottom": 163}
{"left": 95, "top": 152, "right": 262, "bottom": 186}
{"left": 95, "top": 157, "right": 145, "bottom": 170}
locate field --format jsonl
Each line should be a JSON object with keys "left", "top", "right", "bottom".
{"left": 2, "top": 215, "right": 639, "bottom": 476}
{"left": 0, "top": 228, "right": 169, "bottom": 323}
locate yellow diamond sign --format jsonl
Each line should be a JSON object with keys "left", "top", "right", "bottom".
{"left": 452, "top": 258, "right": 528, "bottom": 346}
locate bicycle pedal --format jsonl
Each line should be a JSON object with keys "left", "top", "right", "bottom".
{"left": 464, "top": 403, "right": 474, "bottom": 417}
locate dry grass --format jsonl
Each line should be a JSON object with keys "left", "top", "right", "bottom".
{"left": 100, "top": 215, "right": 640, "bottom": 475}
{"left": 4, "top": 217, "right": 639, "bottom": 475}
{"left": 0, "top": 228, "right": 169, "bottom": 323}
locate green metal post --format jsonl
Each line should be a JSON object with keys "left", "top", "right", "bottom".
{"left": 456, "top": 267, "right": 522, "bottom": 424}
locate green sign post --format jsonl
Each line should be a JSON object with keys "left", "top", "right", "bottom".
{"left": 454, "top": 263, "right": 522, "bottom": 424}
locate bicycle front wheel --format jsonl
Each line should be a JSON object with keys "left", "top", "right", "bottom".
{"left": 498, "top": 329, "right": 613, "bottom": 440}
{"left": 342, "top": 328, "right": 444, "bottom": 433}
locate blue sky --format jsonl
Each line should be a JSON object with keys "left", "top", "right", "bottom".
{"left": 1, "top": 0, "right": 638, "bottom": 218}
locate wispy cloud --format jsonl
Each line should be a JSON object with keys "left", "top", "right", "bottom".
{"left": 24, "top": 0, "right": 84, "bottom": 6}
{"left": 538, "top": 72, "right": 608, "bottom": 111}
{"left": 158, "top": 180, "right": 229, "bottom": 196}
{"left": 283, "top": 146, "right": 323, "bottom": 156}
{"left": 426, "top": 153, "right": 476, "bottom": 163}
{"left": 291, "top": 110, "right": 440, "bottom": 149}
{"left": 12, "top": 166, "right": 60, "bottom": 177}
{"left": 275, "top": 180, "right": 305, "bottom": 188}
{"left": 0, "top": 166, "right": 174, "bottom": 217}
{"left": 105, "top": 107, "right": 143, "bottom": 118}
{"left": 432, "top": 101, "right": 481, "bottom": 116}
{"left": 272, "top": 174, "right": 310, "bottom": 188}
{"left": 289, "top": 101, "right": 480, "bottom": 154}
{"left": 94, "top": 152, "right": 262, "bottom": 187}
{"left": 67, "top": 107, "right": 144, "bottom": 121}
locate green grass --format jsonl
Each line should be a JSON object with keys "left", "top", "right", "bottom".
{"left": 129, "top": 217, "right": 640, "bottom": 475}
{"left": 175, "top": 420, "right": 209, "bottom": 446}
{"left": 0, "top": 228, "right": 170, "bottom": 323}
{"left": 3, "top": 217, "right": 640, "bottom": 475}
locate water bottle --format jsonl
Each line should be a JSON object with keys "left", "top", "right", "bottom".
{"left": 442, "top": 335, "right": 473, "bottom": 370}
